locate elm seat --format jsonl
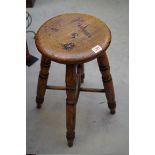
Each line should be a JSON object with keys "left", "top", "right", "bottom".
{"left": 35, "top": 13, "right": 111, "bottom": 64}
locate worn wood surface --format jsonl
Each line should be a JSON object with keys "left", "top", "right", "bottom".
{"left": 35, "top": 13, "right": 111, "bottom": 64}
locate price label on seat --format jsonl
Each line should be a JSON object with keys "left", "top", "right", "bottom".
{"left": 92, "top": 45, "right": 102, "bottom": 53}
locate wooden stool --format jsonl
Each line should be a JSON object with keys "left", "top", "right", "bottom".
{"left": 35, "top": 13, "right": 116, "bottom": 147}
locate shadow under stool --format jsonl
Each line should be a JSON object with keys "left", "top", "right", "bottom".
{"left": 35, "top": 13, "right": 116, "bottom": 147}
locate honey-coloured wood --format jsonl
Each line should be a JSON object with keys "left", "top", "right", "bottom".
{"left": 35, "top": 13, "right": 116, "bottom": 147}
{"left": 78, "top": 64, "right": 85, "bottom": 83}
{"left": 35, "top": 13, "right": 111, "bottom": 64}
{"left": 36, "top": 56, "right": 51, "bottom": 108}
{"left": 97, "top": 52, "right": 116, "bottom": 114}
{"left": 46, "top": 85, "right": 105, "bottom": 92}
{"left": 66, "top": 64, "right": 77, "bottom": 147}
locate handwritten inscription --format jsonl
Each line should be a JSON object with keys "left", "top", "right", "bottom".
{"left": 71, "top": 17, "right": 84, "bottom": 23}
{"left": 44, "top": 19, "right": 63, "bottom": 32}
{"left": 71, "top": 17, "right": 91, "bottom": 38}
{"left": 77, "top": 23, "right": 91, "bottom": 38}
{"left": 71, "top": 32, "right": 78, "bottom": 38}
{"left": 50, "top": 26, "right": 59, "bottom": 32}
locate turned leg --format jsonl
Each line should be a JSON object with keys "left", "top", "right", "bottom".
{"left": 78, "top": 64, "right": 85, "bottom": 83}
{"left": 66, "top": 64, "right": 77, "bottom": 147}
{"left": 36, "top": 56, "right": 51, "bottom": 109}
{"left": 97, "top": 52, "right": 116, "bottom": 114}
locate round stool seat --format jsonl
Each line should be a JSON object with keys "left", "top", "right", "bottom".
{"left": 35, "top": 13, "right": 111, "bottom": 64}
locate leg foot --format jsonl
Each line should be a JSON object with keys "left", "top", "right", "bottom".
{"left": 66, "top": 131, "right": 75, "bottom": 147}
{"left": 110, "top": 108, "right": 116, "bottom": 115}
{"left": 36, "top": 104, "right": 42, "bottom": 109}
{"left": 68, "top": 141, "right": 73, "bottom": 147}
{"left": 108, "top": 101, "right": 116, "bottom": 114}
{"left": 36, "top": 96, "right": 44, "bottom": 109}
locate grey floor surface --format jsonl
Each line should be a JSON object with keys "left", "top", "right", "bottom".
{"left": 26, "top": 0, "right": 129, "bottom": 154}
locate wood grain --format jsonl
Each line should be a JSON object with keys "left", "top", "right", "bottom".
{"left": 35, "top": 13, "right": 116, "bottom": 147}
{"left": 36, "top": 56, "right": 51, "bottom": 108}
{"left": 65, "top": 64, "right": 77, "bottom": 147}
{"left": 35, "top": 13, "right": 111, "bottom": 64}
{"left": 97, "top": 52, "right": 116, "bottom": 114}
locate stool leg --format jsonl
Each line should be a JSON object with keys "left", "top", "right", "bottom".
{"left": 78, "top": 64, "right": 85, "bottom": 83}
{"left": 97, "top": 52, "right": 116, "bottom": 114}
{"left": 66, "top": 64, "right": 77, "bottom": 147}
{"left": 36, "top": 56, "right": 51, "bottom": 109}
